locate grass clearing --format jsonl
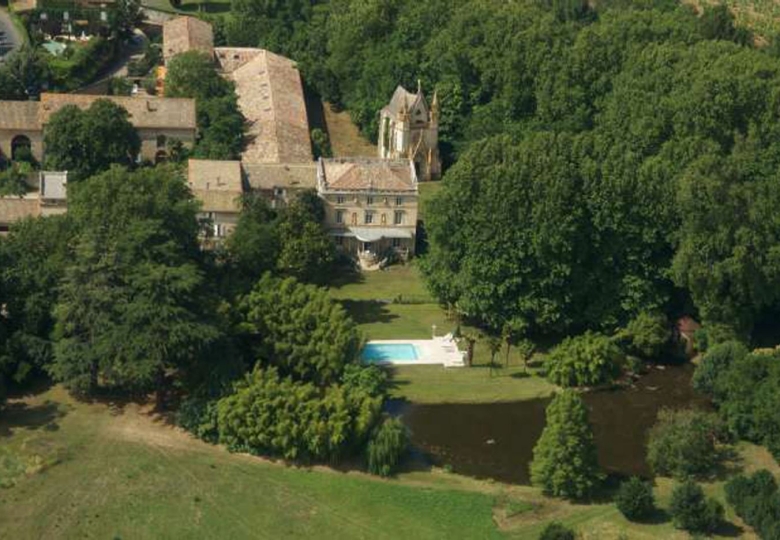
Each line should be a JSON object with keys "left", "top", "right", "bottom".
{"left": 322, "top": 102, "right": 377, "bottom": 158}
{"left": 0, "top": 386, "right": 503, "bottom": 540}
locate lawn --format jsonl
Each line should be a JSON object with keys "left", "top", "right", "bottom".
{"left": 0, "top": 386, "right": 503, "bottom": 540}
{"left": 328, "top": 264, "right": 557, "bottom": 404}
{"left": 1, "top": 385, "right": 770, "bottom": 539}
{"left": 322, "top": 102, "right": 377, "bottom": 158}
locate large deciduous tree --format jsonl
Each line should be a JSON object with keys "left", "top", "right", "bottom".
{"left": 44, "top": 100, "right": 140, "bottom": 181}
{"left": 49, "top": 167, "right": 219, "bottom": 402}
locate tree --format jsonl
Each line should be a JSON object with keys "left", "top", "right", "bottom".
{"left": 165, "top": 51, "right": 245, "bottom": 159}
{"left": 165, "top": 51, "right": 233, "bottom": 100}
{"left": 367, "top": 416, "right": 408, "bottom": 476}
{"left": 646, "top": 408, "right": 729, "bottom": 479}
{"left": 725, "top": 470, "right": 780, "bottom": 539}
{"left": 0, "top": 215, "right": 75, "bottom": 388}
{"left": 49, "top": 167, "right": 218, "bottom": 400}
{"left": 530, "top": 390, "right": 601, "bottom": 499}
{"left": 619, "top": 312, "right": 670, "bottom": 359}
{"left": 615, "top": 477, "right": 655, "bottom": 521}
{"left": 669, "top": 480, "right": 723, "bottom": 534}
{"left": 239, "top": 274, "right": 361, "bottom": 385}
{"left": 226, "top": 193, "right": 280, "bottom": 288}
{"left": 544, "top": 332, "right": 624, "bottom": 388}
{"left": 113, "top": 0, "right": 143, "bottom": 40}
{"left": 0, "top": 46, "right": 49, "bottom": 100}
{"left": 691, "top": 340, "right": 748, "bottom": 396}
{"left": 276, "top": 192, "right": 336, "bottom": 284}
{"left": 44, "top": 100, "right": 140, "bottom": 181}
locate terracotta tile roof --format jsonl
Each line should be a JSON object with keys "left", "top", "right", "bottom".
{"left": 187, "top": 159, "right": 244, "bottom": 213}
{"left": 319, "top": 158, "right": 417, "bottom": 192}
{"left": 0, "top": 101, "right": 41, "bottom": 130}
{"left": 38, "top": 93, "right": 197, "bottom": 130}
{"left": 0, "top": 195, "right": 40, "bottom": 224}
{"left": 243, "top": 162, "right": 316, "bottom": 191}
{"left": 218, "top": 48, "right": 312, "bottom": 164}
{"left": 163, "top": 16, "right": 214, "bottom": 61}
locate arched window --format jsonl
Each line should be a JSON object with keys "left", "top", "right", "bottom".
{"left": 11, "top": 135, "right": 32, "bottom": 162}
{"left": 156, "top": 134, "right": 167, "bottom": 149}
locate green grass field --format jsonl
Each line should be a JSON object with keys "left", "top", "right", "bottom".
{"left": 3, "top": 385, "right": 772, "bottom": 539}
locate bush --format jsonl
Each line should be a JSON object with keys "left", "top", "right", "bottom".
{"left": 615, "top": 477, "right": 655, "bottom": 521}
{"left": 178, "top": 397, "right": 220, "bottom": 443}
{"left": 646, "top": 408, "right": 729, "bottom": 478}
{"left": 366, "top": 417, "right": 408, "bottom": 477}
{"left": 725, "top": 470, "right": 780, "bottom": 539}
{"left": 530, "top": 391, "right": 602, "bottom": 499}
{"left": 622, "top": 311, "right": 670, "bottom": 359}
{"left": 544, "top": 331, "right": 624, "bottom": 388}
{"left": 669, "top": 481, "right": 723, "bottom": 534}
{"left": 341, "top": 364, "right": 387, "bottom": 396}
{"left": 217, "top": 367, "right": 381, "bottom": 462}
{"left": 692, "top": 340, "right": 748, "bottom": 396}
{"left": 538, "top": 522, "right": 575, "bottom": 540}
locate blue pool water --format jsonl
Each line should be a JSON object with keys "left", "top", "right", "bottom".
{"left": 361, "top": 343, "right": 419, "bottom": 363}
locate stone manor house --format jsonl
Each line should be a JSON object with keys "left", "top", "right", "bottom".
{"left": 0, "top": 16, "right": 440, "bottom": 268}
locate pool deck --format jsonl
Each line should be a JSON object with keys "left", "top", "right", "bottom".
{"left": 365, "top": 338, "right": 465, "bottom": 367}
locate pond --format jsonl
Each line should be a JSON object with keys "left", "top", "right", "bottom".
{"left": 401, "top": 363, "right": 709, "bottom": 484}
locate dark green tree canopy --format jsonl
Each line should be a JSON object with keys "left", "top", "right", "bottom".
{"left": 44, "top": 100, "right": 140, "bottom": 182}
{"left": 239, "top": 274, "right": 362, "bottom": 386}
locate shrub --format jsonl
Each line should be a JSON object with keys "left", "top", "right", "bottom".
{"left": 669, "top": 481, "right": 723, "bottom": 534}
{"left": 217, "top": 367, "right": 381, "bottom": 462}
{"left": 647, "top": 408, "right": 729, "bottom": 478}
{"left": 615, "top": 477, "right": 655, "bottom": 521}
{"left": 538, "top": 522, "right": 575, "bottom": 540}
{"left": 341, "top": 364, "right": 387, "bottom": 396}
{"left": 544, "top": 331, "right": 624, "bottom": 388}
{"left": 622, "top": 311, "right": 670, "bottom": 359}
{"left": 725, "top": 470, "right": 780, "bottom": 539}
{"left": 692, "top": 340, "right": 748, "bottom": 397}
{"left": 530, "top": 391, "right": 602, "bottom": 499}
{"left": 178, "top": 397, "right": 220, "bottom": 443}
{"left": 366, "top": 417, "right": 408, "bottom": 477}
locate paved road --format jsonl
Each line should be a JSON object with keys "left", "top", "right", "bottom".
{"left": 0, "top": 8, "right": 23, "bottom": 62}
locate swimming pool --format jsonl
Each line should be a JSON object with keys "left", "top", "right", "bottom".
{"left": 361, "top": 343, "right": 420, "bottom": 363}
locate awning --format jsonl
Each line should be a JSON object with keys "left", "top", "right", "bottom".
{"left": 330, "top": 227, "right": 414, "bottom": 242}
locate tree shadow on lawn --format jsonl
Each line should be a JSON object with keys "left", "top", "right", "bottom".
{"left": 0, "top": 400, "right": 66, "bottom": 437}
{"left": 339, "top": 299, "right": 398, "bottom": 325}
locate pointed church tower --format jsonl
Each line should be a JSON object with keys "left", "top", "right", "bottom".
{"left": 378, "top": 83, "right": 441, "bottom": 181}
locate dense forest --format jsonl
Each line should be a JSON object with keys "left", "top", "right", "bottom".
{"left": 214, "top": 0, "right": 780, "bottom": 342}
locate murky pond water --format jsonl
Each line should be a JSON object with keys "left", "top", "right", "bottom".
{"left": 402, "top": 363, "right": 709, "bottom": 484}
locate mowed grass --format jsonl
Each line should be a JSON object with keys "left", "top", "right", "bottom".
{"left": 328, "top": 264, "right": 557, "bottom": 404}
{"left": 0, "top": 386, "right": 503, "bottom": 540}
